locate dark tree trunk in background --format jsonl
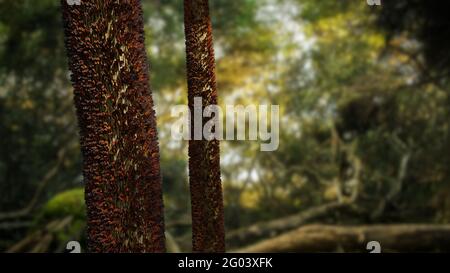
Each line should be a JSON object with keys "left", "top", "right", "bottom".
{"left": 62, "top": 0, "right": 165, "bottom": 252}
{"left": 184, "top": 0, "right": 225, "bottom": 252}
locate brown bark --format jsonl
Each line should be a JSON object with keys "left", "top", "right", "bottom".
{"left": 62, "top": 0, "right": 165, "bottom": 252}
{"left": 236, "top": 224, "right": 450, "bottom": 253}
{"left": 184, "top": 0, "right": 225, "bottom": 252}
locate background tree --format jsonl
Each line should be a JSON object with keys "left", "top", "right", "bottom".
{"left": 61, "top": 0, "right": 165, "bottom": 252}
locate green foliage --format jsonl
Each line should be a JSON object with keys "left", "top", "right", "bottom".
{"left": 40, "top": 188, "right": 85, "bottom": 221}
{"left": 0, "top": 0, "right": 66, "bottom": 84}
{"left": 377, "top": 1, "right": 450, "bottom": 75}
{"left": 32, "top": 188, "right": 86, "bottom": 250}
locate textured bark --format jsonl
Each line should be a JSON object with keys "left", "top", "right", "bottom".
{"left": 236, "top": 224, "right": 450, "bottom": 253}
{"left": 62, "top": 0, "right": 165, "bottom": 252}
{"left": 184, "top": 0, "right": 225, "bottom": 252}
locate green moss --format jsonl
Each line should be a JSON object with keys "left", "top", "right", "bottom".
{"left": 39, "top": 188, "right": 86, "bottom": 247}
{"left": 41, "top": 188, "right": 85, "bottom": 220}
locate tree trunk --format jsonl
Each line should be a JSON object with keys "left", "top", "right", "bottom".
{"left": 184, "top": 0, "right": 225, "bottom": 252}
{"left": 62, "top": 0, "right": 165, "bottom": 252}
{"left": 236, "top": 224, "right": 450, "bottom": 253}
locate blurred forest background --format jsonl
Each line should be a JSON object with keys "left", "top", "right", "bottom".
{"left": 1, "top": 0, "right": 450, "bottom": 252}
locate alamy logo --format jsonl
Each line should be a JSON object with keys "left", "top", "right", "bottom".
{"left": 66, "top": 241, "right": 81, "bottom": 253}
{"left": 67, "top": 0, "right": 81, "bottom": 6}
{"left": 367, "top": 0, "right": 381, "bottom": 6}
{"left": 366, "top": 241, "right": 381, "bottom": 253}
{"left": 171, "top": 97, "right": 280, "bottom": 152}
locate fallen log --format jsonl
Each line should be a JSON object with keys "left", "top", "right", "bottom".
{"left": 235, "top": 224, "right": 450, "bottom": 253}
{"left": 226, "top": 202, "right": 348, "bottom": 248}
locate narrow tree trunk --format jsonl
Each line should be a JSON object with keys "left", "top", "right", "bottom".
{"left": 184, "top": 0, "right": 225, "bottom": 252}
{"left": 236, "top": 224, "right": 450, "bottom": 253}
{"left": 62, "top": 0, "right": 165, "bottom": 252}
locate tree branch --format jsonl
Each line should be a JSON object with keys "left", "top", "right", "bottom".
{"left": 0, "top": 147, "right": 68, "bottom": 221}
